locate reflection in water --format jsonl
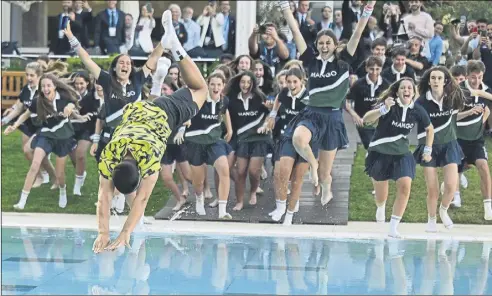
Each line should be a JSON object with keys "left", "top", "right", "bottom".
{"left": 2, "top": 227, "right": 492, "bottom": 295}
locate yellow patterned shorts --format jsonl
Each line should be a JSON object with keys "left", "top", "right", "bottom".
{"left": 98, "top": 101, "right": 172, "bottom": 180}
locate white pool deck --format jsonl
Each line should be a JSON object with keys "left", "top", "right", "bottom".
{"left": 2, "top": 212, "right": 492, "bottom": 242}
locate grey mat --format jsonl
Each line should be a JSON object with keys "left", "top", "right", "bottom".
{"left": 154, "top": 113, "right": 358, "bottom": 225}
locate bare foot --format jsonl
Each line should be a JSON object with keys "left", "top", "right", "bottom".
{"left": 249, "top": 193, "right": 257, "bottom": 206}
{"left": 232, "top": 202, "right": 243, "bottom": 211}
{"left": 172, "top": 197, "right": 187, "bottom": 211}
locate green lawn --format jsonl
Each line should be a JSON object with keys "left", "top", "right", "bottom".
{"left": 349, "top": 138, "right": 492, "bottom": 225}
{"left": 1, "top": 130, "right": 171, "bottom": 215}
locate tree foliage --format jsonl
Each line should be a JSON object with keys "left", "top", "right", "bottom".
{"left": 424, "top": 1, "right": 492, "bottom": 23}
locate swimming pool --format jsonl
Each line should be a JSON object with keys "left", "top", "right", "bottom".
{"left": 1, "top": 226, "right": 491, "bottom": 295}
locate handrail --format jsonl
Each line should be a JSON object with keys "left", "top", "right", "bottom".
{"left": 1, "top": 54, "right": 218, "bottom": 62}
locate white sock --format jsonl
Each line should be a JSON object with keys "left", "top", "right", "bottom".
{"left": 283, "top": 210, "right": 294, "bottom": 226}
{"left": 195, "top": 193, "right": 206, "bottom": 215}
{"left": 271, "top": 200, "right": 286, "bottom": 222}
{"left": 73, "top": 174, "right": 85, "bottom": 195}
{"left": 14, "top": 190, "right": 30, "bottom": 209}
{"left": 484, "top": 199, "right": 492, "bottom": 220}
{"left": 218, "top": 200, "right": 227, "bottom": 217}
{"left": 269, "top": 199, "right": 280, "bottom": 216}
{"left": 59, "top": 185, "right": 67, "bottom": 208}
{"left": 439, "top": 204, "right": 453, "bottom": 229}
{"left": 389, "top": 215, "right": 401, "bottom": 237}
{"left": 161, "top": 10, "right": 188, "bottom": 62}
{"left": 41, "top": 171, "right": 49, "bottom": 183}
{"left": 150, "top": 57, "right": 172, "bottom": 96}
{"left": 426, "top": 216, "right": 438, "bottom": 232}
{"left": 376, "top": 201, "right": 386, "bottom": 223}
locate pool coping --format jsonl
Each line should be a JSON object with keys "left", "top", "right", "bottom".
{"left": 2, "top": 212, "right": 492, "bottom": 242}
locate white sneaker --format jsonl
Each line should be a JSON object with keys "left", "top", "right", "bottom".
{"left": 426, "top": 219, "right": 438, "bottom": 233}
{"left": 59, "top": 187, "right": 67, "bottom": 208}
{"left": 196, "top": 196, "right": 206, "bottom": 216}
{"left": 439, "top": 207, "right": 454, "bottom": 229}
{"left": 13, "top": 202, "right": 26, "bottom": 210}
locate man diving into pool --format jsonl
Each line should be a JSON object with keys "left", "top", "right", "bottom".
{"left": 92, "top": 10, "right": 208, "bottom": 253}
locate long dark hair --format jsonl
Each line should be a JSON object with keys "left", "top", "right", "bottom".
{"left": 72, "top": 71, "right": 94, "bottom": 94}
{"left": 225, "top": 71, "right": 266, "bottom": 102}
{"left": 418, "top": 66, "right": 465, "bottom": 110}
{"left": 254, "top": 59, "right": 274, "bottom": 96}
{"left": 227, "top": 55, "right": 255, "bottom": 75}
{"left": 108, "top": 54, "right": 137, "bottom": 100}
{"left": 376, "top": 77, "right": 417, "bottom": 106}
{"left": 36, "top": 74, "right": 80, "bottom": 121}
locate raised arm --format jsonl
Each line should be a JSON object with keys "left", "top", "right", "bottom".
{"left": 346, "top": 1, "right": 376, "bottom": 56}
{"left": 278, "top": 1, "right": 307, "bottom": 55}
{"left": 64, "top": 21, "right": 101, "bottom": 79}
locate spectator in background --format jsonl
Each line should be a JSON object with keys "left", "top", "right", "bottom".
{"left": 379, "top": 2, "right": 401, "bottom": 45}
{"left": 94, "top": 0, "right": 126, "bottom": 54}
{"left": 295, "top": 1, "right": 317, "bottom": 48}
{"left": 249, "top": 23, "right": 289, "bottom": 75}
{"left": 402, "top": 0, "right": 434, "bottom": 59}
{"left": 197, "top": 1, "right": 225, "bottom": 58}
{"left": 279, "top": 2, "right": 297, "bottom": 59}
{"left": 406, "top": 36, "right": 431, "bottom": 81}
{"left": 381, "top": 48, "right": 416, "bottom": 83}
{"left": 119, "top": 14, "right": 134, "bottom": 54}
{"left": 219, "top": 53, "right": 234, "bottom": 64}
{"left": 355, "top": 37, "right": 391, "bottom": 77}
{"left": 218, "top": 1, "right": 235, "bottom": 54}
{"left": 72, "top": 0, "right": 92, "bottom": 49}
{"left": 49, "top": 0, "right": 74, "bottom": 55}
{"left": 133, "top": 3, "right": 156, "bottom": 55}
{"left": 182, "top": 6, "right": 206, "bottom": 58}
{"left": 468, "top": 19, "right": 489, "bottom": 51}
{"left": 316, "top": 6, "right": 335, "bottom": 32}
{"left": 341, "top": 0, "right": 363, "bottom": 40}
{"left": 169, "top": 4, "right": 187, "bottom": 45}
{"left": 429, "top": 22, "right": 444, "bottom": 66}
{"left": 333, "top": 9, "right": 343, "bottom": 41}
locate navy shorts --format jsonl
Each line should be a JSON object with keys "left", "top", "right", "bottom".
{"left": 457, "top": 138, "right": 488, "bottom": 172}
{"left": 31, "top": 135, "right": 77, "bottom": 157}
{"left": 365, "top": 151, "right": 416, "bottom": 181}
{"left": 95, "top": 131, "right": 112, "bottom": 162}
{"left": 414, "top": 140, "right": 464, "bottom": 168}
{"left": 185, "top": 140, "right": 232, "bottom": 166}
{"left": 161, "top": 143, "right": 187, "bottom": 165}
{"left": 275, "top": 136, "right": 319, "bottom": 164}
{"left": 18, "top": 123, "right": 37, "bottom": 138}
{"left": 74, "top": 129, "right": 92, "bottom": 142}
{"left": 231, "top": 139, "right": 272, "bottom": 159}
{"left": 284, "top": 106, "right": 348, "bottom": 151}
{"left": 357, "top": 127, "right": 375, "bottom": 150}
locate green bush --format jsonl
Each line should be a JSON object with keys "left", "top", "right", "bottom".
{"left": 65, "top": 54, "right": 118, "bottom": 72}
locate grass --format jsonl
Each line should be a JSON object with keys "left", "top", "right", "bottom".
{"left": 349, "top": 138, "right": 492, "bottom": 225}
{"left": 1, "top": 130, "right": 172, "bottom": 215}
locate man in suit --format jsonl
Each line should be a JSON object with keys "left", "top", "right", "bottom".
{"left": 218, "top": 0, "right": 236, "bottom": 54}
{"left": 71, "top": 0, "right": 93, "bottom": 49}
{"left": 295, "top": 0, "right": 317, "bottom": 49}
{"left": 93, "top": 0, "right": 126, "bottom": 54}
{"left": 49, "top": 0, "right": 74, "bottom": 55}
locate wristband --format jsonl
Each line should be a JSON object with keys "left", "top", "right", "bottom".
{"left": 362, "top": 5, "right": 374, "bottom": 18}
{"left": 379, "top": 104, "right": 390, "bottom": 116}
{"left": 269, "top": 110, "right": 278, "bottom": 118}
{"left": 1, "top": 117, "right": 11, "bottom": 125}
{"left": 423, "top": 146, "right": 432, "bottom": 156}
{"left": 278, "top": 1, "right": 290, "bottom": 11}
{"left": 90, "top": 134, "right": 100, "bottom": 144}
{"left": 178, "top": 126, "right": 186, "bottom": 133}
{"left": 69, "top": 36, "right": 81, "bottom": 51}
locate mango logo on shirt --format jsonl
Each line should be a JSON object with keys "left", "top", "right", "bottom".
{"left": 310, "top": 71, "right": 337, "bottom": 78}
{"left": 392, "top": 120, "right": 414, "bottom": 129}
{"left": 429, "top": 110, "right": 453, "bottom": 117}
{"left": 364, "top": 97, "right": 377, "bottom": 102}
{"left": 238, "top": 111, "right": 259, "bottom": 116}
{"left": 201, "top": 114, "right": 219, "bottom": 120}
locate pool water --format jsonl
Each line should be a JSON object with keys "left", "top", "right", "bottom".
{"left": 1, "top": 226, "right": 491, "bottom": 295}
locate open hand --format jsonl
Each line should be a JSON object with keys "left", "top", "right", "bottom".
{"left": 105, "top": 232, "right": 131, "bottom": 252}
{"left": 90, "top": 143, "right": 98, "bottom": 156}
{"left": 92, "top": 233, "right": 110, "bottom": 253}
{"left": 4, "top": 125, "right": 16, "bottom": 135}
{"left": 422, "top": 154, "right": 432, "bottom": 163}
